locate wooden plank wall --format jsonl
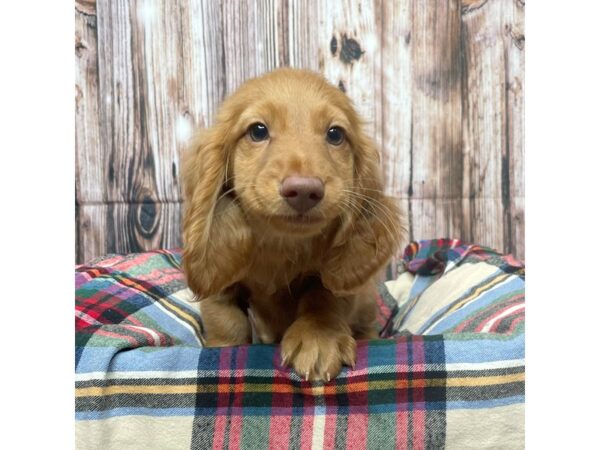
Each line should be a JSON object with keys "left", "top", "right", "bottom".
{"left": 75, "top": 0, "right": 525, "bottom": 264}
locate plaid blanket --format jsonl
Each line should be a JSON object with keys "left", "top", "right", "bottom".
{"left": 75, "top": 239, "right": 524, "bottom": 449}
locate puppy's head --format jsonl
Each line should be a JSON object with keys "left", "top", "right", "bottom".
{"left": 227, "top": 69, "right": 360, "bottom": 236}
{"left": 182, "top": 68, "right": 405, "bottom": 297}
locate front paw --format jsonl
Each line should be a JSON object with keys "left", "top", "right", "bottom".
{"left": 280, "top": 318, "right": 356, "bottom": 382}
{"left": 199, "top": 291, "right": 252, "bottom": 347}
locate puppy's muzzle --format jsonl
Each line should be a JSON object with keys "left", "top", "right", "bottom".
{"left": 280, "top": 176, "right": 324, "bottom": 213}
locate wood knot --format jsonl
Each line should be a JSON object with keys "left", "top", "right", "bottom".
{"left": 330, "top": 35, "right": 338, "bottom": 56}
{"left": 75, "top": 35, "right": 88, "bottom": 57}
{"left": 506, "top": 24, "right": 525, "bottom": 50}
{"left": 339, "top": 34, "right": 364, "bottom": 65}
{"left": 136, "top": 195, "right": 159, "bottom": 237}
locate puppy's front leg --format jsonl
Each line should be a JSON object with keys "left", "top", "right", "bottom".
{"left": 199, "top": 286, "right": 252, "bottom": 347}
{"left": 280, "top": 285, "right": 356, "bottom": 382}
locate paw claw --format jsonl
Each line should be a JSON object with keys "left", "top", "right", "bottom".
{"left": 281, "top": 322, "right": 356, "bottom": 383}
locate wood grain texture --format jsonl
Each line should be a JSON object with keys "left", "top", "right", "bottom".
{"left": 78, "top": 202, "right": 182, "bottom": 258}
{"left": 461, "top": 0, "right": 524, "bottom": 257}
{"left": 75, "top": 1, "right": 102, "bottom": 260}
{"left": 75, "top": 2, "right": 101, "bottom": 204}
{"left": 76, "top": 0, "right": 226, "bottom": 261}
{"left": 409, "top": 0, "right": 465, "bottom": 245}
{"left": 75, "top": 0, "right": 525, "bottom": 263}
{"left": 221, "top": 0, "right": 319, "bottom": 94}
{"left": 318, "top": 0, "right": 382, "bottom": 144}
{"left": 286, "top": 0, "right": 320, "bottom": 69}
{"left": 380, "top": 0, "right": 412, "bottom": 200}
{"left": 378, "top": 0, "right": 412, "bottom": 275}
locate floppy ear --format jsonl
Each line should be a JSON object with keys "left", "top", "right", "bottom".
{"left": 181, "top": 124, "right": 253, "bottom": 299}
{"left": 321, "top": 133, "right": 406, "bottom": 295}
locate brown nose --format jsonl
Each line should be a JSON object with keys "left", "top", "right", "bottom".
{"left": 280, "top": 176, "right": 325, "bottom": 213}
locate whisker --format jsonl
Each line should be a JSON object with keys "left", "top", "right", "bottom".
{"left": 338, "top": 199, "right": 365, "bottom": 238}
{"left": 340, "top": 190, "right": 403, "bottom": 243}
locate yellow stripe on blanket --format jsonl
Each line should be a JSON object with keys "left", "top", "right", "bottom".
{"left": 76, "top": 372, "right": 524, "bottom": 397}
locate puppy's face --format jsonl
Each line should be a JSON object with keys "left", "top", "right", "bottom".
{"left": 224, "top": 71, "right": 361, "bottom": 236}
{"left": 182, "top": 68, "right": 403, "bottom": 298}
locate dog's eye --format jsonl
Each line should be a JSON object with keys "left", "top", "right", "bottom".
{"left": 248, "top": 123, "right": 269, "bottom": 142}
{"left": 326, "top": 126, "right": 345, "bottom": 146}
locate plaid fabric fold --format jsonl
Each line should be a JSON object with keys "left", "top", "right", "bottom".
{"left": 401, "top": 238, "right": 524, "bottom": 278}
{"left": 75, "top": 240, "right": 524, "bottom": 449}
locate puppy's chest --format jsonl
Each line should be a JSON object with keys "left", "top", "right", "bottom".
{"left": 246, "top": 241, "right": 319, "bottom": 295}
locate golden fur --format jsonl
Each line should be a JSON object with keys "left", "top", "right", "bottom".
{"left": 182, "top": 68, "right": 405, "bottom": 381}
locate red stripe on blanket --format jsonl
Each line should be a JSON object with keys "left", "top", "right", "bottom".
{"left": 503, "top": 313, "right": 525, "bottom": 334}
{"left": 475, "top": 303, "right": 525, "bottom": 333}
{"left": 268, "top": 351, "right": 292, "bottom": 450}
{"left": 324, "top": 409, "right": 337, "bottom": 449}
{"left": 396, "top": 339, "right": 409, "bottom": 449}
{"left": 214, "top": 347, "right": 233, "bottom": 450}
{"left": 412, "top": 336, "right": 427, "bottom": 450}
{"left": 453, "top": 293, "right": 523, "bottom": 333}
{"left": 300, "top": 411, "right": 314, "bottom": 450}
{"left": 346, "top": 343, "right": 369, "bottom": 449}
{"left": 228, "top": 347, "right": 248, "bottom": 450}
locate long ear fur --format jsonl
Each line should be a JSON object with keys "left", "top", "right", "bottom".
{"left": 181, "top": 125, "right": 253, "bottom": 299}
{"left": 321, "top": 133, "right": 406, "bottom": 295}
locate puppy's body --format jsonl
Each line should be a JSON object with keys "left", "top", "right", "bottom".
{"left": 182, "top": 69, "right": 405, "bottom": 381}
{"left": 234, "top": 222, "right": 378, "bottom": 345}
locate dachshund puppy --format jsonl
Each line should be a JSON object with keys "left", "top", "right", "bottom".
{"left": 182, "top": 68, "right": 405, "bottom": 381}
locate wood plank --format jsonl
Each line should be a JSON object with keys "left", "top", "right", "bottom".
{"left": 92, "top": 0, "right": 224, "bottom": 204}
{"left": 221, "top": 0, "right": 278, "bottom": 94}
{"left": 98, "top": 0, "right": 177, "bottom": 203}
{"left": 317, "top": 0, "right": 383, "bottom": 144}
{"left": 461, "top": 0, "right": 525, "bottom": 259}
{"left": 378, "top": 1, "right": 414, "bottom": 268}
{"left": 504, "top": 0, "right": 524, "bottom": 199}
{"left": 390, "top": 197, "right": 411, "bottom": 276}
{"left": 132, "top": 0, "right": 227, "bottom": 201}
{"left": 75, "top": 2, "right": 102, "bottom": 204}
{"left": 75, "top": 1, "right": 101, "bottom": 261}
{"left": 77, "top": 202, "right": 183, "bottom": 263}
{"left": 411, "top": 198, "right": 469, "bottom": 244}
{"left": 286, "top": 0, "right": 319, "bottom": 69}
{"left": 505, "top": 0, "right": 525, "bottom": 260}
{"left": 410, "top": 196, "right": 512, "bottom": 256}
{"left": 174, "top": 0, "right": 226, "bottom": 207}
{"left": 132, "top": 0, "right": 190, "bottom": 202}
{"left": 180, "top": 0, "right": 226, "bottom": 129}
{"left": 77, "top": 203, "right": 107, "bottom": 265}
{"left": 380, "top": 0, "right": 413, "bottom": 199}
{"left": 465, "top": 197, "right": 507, "bottom": 253}
{"left": 95, "top": 0, "right": 137, "bottom": 204}
{"left": 510, "top": 196, "right": 525, "bottom": 260}
{"left": 219, "top": 0, "right": 321, "bottom": 94}
{"left": 409, "top": 0, "right": 465, "bottom": 242}
{"left": 460, "top": 0, "right": 506, "bottom": 255}
{"left": 77, "top": 0, "right": 225, "bottom": 262}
